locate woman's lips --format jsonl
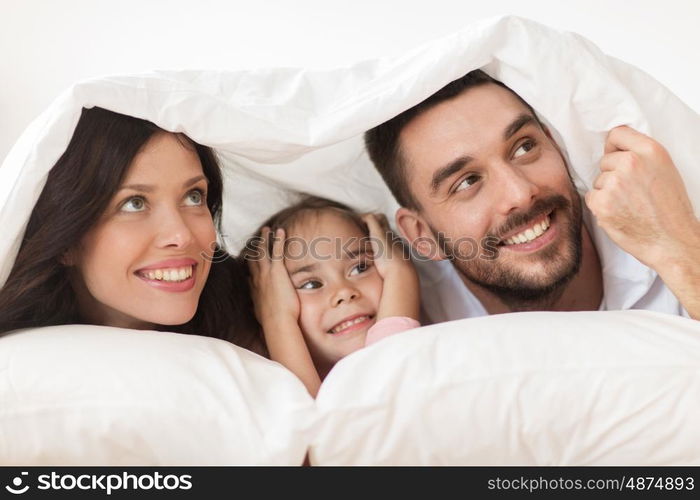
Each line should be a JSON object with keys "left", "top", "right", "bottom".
{"left": 136, "top": 272, "right": 196, "bottom": 292}
{"left": 137, "top": 257, "right": 198, "bottom": 271}
{"left": 134, "top": 259, "right": 198, "bottom": 293}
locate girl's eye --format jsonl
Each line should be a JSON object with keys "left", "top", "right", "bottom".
{"left": 454, "top": 174, "right": 482, "bottom": 193}
{"left": 349, "top": 259, "right": 373, "bottom": 276}
{"left": 513, "top": 139, "right": 537, "bottom": 158}
{"left": 299, "top": 280, "right": 322, "bottom": 290}
{"left": 185, "top": 189, "right": 205, "bottom": 206}
{"left": 120, "top": 196, "right": 146, "bottom": 213}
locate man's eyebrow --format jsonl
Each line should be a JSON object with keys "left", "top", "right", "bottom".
{"left": 504, "top": 113, "right": 536, "bottom": 141}
{"left": 430, "top": 156, "right": 473, "bottom": 195}
{"left": 119, "top": 174, "right": 207, "bottom": 193}
{"left": 289, "top": 263, "right": 317, "bottom": 276}
{"left": 428, "top": 114, "right": 537, "bottom": 195}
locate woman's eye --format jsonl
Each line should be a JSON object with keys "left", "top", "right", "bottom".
{"left": 514, "top": 139, "right": 537, "bottom": 158}
{"left": 185, "top": 189, "right": 205, "bottom": 206}
{"left": 299, "top": 280, "right": 322, "bottom": 290}
{"left": 350, "top": 259, "right": 373, "bottom": 276}
{"left": 120, "top": 196, "right": 146, "bottom": 212}
{"left": 454, "top": 174, "right": 481, "bottom": 193}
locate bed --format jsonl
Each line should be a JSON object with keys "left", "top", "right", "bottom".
{"left": 1, "top": 16, "right": 699, "bottom": 465}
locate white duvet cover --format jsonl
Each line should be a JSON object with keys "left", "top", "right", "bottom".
{"left": 1, "top": 16, "right": 699, "bottom": 464}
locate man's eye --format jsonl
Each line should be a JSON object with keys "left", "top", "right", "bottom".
{"left": 454, "top": 174, "right": 481, "bottom": 193}
{"left": 299, "top": 280, "right": 322, "bottom": 290}
{"left": 349, "top": 259, "right": 373, "bottom": 276}
{"left": 185, "top": 188, "right": 205, "bottom": 206}
{"left": 513, "top": 139, "right": 537, "bottom": 158}
{"left": 120, "top": 196, "right": 146, "bottom": 212}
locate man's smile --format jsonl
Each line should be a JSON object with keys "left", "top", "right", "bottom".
{"left": 498, "top": 212, "right": 559, "bottom": 253}
{"left": 501, "top": 214, "right": 551, "bottom": 246}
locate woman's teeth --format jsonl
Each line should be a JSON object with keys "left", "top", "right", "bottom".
{"left": 329, "top": 315, "right": 371, "bottom": 334}
{"left": 140, "top": 266, "right": 193, "bottom": 282}
{"left": 503, "top": 216, "right": 551, "bottom": 245}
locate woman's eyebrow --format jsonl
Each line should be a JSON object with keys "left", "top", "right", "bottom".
{"left": 183, "top": 174, "right": 208, "bottom": 187}
{"left": 118, "top": 175, "right": 207, "bottom": 192}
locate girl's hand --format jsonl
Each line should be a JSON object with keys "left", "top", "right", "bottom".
{"left": 361, "top": 213, "right": 411, "bottom": 279}
{"left": 362, "top": 213, "right": 420, "bottom": 321}
{"left": 247, "top": 227, "right": 300, "bottom": 326}
{"left": 247, "top": 228, "right": 322, "bottom": 397}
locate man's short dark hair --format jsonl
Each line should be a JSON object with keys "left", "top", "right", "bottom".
{"left": 364, "top": 69, "right": 539, "bottom": 210}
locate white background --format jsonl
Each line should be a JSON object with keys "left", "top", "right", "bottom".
{"left": 1, "top": 0, "right": 698, "bottom": 163}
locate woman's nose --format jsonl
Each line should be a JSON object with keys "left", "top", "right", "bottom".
{"left": 154, "top": 209, "right": 195, "bottom": 249}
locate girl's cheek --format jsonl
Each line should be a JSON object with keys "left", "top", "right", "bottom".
{"left": 296, "top": 294, "right": 314, "bottom": 320}
{"left": 356, "top": 273, "right": 382, "bottom": 309}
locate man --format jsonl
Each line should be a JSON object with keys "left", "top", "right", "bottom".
{"left": 365, "top": 70, "right": 699, "bottom": 322}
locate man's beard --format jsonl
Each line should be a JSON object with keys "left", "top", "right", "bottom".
{"left": 435, "top": 186, "right": 584, "bottom": 312}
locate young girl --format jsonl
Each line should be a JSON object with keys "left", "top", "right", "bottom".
{"left": 244, "top": 195, "right": 421, "bottom": 397}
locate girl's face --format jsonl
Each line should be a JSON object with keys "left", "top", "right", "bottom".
{"left": 69, "top": 132, "right": 217, "bottom": 329}
{"left": 284, "top": 211, "right": 383, "bottom": 373}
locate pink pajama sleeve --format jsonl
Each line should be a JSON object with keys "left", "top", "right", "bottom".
{"left": 364, "top": 316, "right": 421, "bottom": 347}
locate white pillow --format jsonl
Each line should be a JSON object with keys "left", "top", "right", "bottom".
{"left": 3, "top": 313, "right": 698, "bottom": 465}
{"left": 311, "top": 310, "right": 700, "bottom": 464}
{"left": 0, "top": 325, "right": 315, "bottom": 465}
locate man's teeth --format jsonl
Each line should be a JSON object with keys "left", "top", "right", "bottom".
{"left": 329, "top": 315, "right": 371, "bottom": 334}
{"left": 504, "top": 216, "right": 551, "bottom": 245}
{"left": 141, "top": 266, "right": 193, "bottom": 282}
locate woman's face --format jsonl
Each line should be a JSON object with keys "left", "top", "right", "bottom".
{"left": 70, "top": 132, "right": 217, "bottom": 329}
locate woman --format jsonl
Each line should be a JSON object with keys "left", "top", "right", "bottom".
{"left": 0, "top": 107, "right": 263, "bottom": 354}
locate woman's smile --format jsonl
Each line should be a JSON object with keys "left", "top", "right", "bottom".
{"left": 135, "top": 257, "right": 199, "bottom": 292}
{"left": 72, "top": 132, "right": 216, "bottom": 328}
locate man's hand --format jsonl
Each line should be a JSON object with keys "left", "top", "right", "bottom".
{"left": 585, "top": 126, "right": 700, "bottom": 319}
{"left": 585, "top": 125, "right": 698, "bottom": 269}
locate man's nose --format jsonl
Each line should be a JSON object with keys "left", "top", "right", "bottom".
{"left": 154, "top": 208, "right": 195, "bottom": 249}
{"left": 493, "top": 163, "right": 539, "bottom": 215}
{"left": 331, "top": 282, "right": 361, "bottom": 307}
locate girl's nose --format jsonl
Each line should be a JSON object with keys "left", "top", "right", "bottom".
{"left": 332, "top": 284, "right": 360, "bottom": 307}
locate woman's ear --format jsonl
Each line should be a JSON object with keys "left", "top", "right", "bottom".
{"left": 395, "top": 207, "right": 447, "bottom": 261}
{"left": 59, "top": 247, "right": 77, "bottom": 267}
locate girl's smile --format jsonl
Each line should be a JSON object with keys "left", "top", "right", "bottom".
{"left": 284, "top": 211, "right": 383, "bottom": 369}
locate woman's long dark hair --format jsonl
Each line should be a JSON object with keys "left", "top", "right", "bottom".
{"left": 0, "top": 107, "right": 264, "bottom": 355}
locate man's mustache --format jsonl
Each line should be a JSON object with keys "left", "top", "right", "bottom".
{"left": 488, "top": 195, "right": 570, "bottom": 242}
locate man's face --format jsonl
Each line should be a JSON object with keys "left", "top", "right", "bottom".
{"left": 397, "top": 83, "right": 583, "bottom": 307}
